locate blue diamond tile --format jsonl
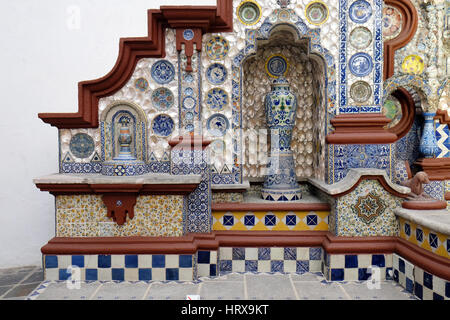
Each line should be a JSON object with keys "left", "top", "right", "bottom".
{"left": 404, "top": 223, "right": 411, "bottom": 236}
{"left": 45, "top": 256, "right": 58, "bottom": 269}
{"left": 98, "top": 255, "right": 111, "bottom": 268}
{"left": 271, "top": 260, "right": 284, "bottom": 272}
{"left": 306, "top": 214, "right": 318, "bottom": 226}
{"left": 139, "top": 269, "right": 152, "bottom": 281}
{"left": 72, "top": 256, "right": 85, "bottom": 268}
{"left": 371, "top": 255, "right": 385, "bottom": 267}
{"left": 414, "top": 282, "right": 423, "bottom": 299}
{"left": 125, "top": 255, "right": 138, "bottom": 268}
{"left": 330, "top": 269, "right": 344, "bottom": 281}
{"left": 284, "top": 248, "right": 296, "bottom": 260}
{"left": 232, "top": 248, "right": 245, "bottom": 260}
{"left": 258, "top": 248, "right": 271, "bottom": 260}
{"left": 179, "top": 255, "right": 192, "bottom": 268}
{"left": 345, "top": 255, "right": 358, "bottom": 268}
{"left": 244, "top": 215, "right": 255, "bottom": 226}
{"left": 112, "top": 268, "right": 124, "bottom": 281}
{"left": 245, "top": 260, "right": 258, "bottom": 272}
{"left": 152, "top": 255, "right": 165, "bottom": 268}
{"left": 264, "top": 215, "right": 276, "bottom": 226}
{"left": 285, "top": 215, "right": 296, "bottom": 226}
{"left": 423, "top": 272, "right": 433, "bottom": 290}
{"left": 85, "top": 269, "right": 98, "bottom": 281}
{"left": 223, "top": 215, "right": 234, "bottom": 226}
{"left": 309, "top": 248, "right": 322, "bottom": 261}
{"left": 197, "top": 251, "right": 211, "bottom": 264}
{"left": 166, "top": 268, "right": 179, "bottom": 280}
{"left": 416, "top": 229, "right": 423, "bottom": 242}
{"left": 429, "top": 233, "right": 438, "bottom": 249}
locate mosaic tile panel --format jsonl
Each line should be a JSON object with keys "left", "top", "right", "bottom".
{"left": 398, "top": 217, "right": 450, "bottom": 259}
{"left": 56, "top": 195, "right": 184, "bottom": 237}
{"left": 44, "top": 254, "right": 194, "bottom": 281}
{"left": 212, "top": 210, "right": 329, "bottom": 231}
{"left": 218, "top": 247, "right": 323, "bottom": 274}
{"left": 211, "top": 192, "right": 244, "bottom": 203}
{"left": 323, "top": 252, "right": 393, "bottom": 282}
{"left": 332, "top": 179, "right": 402, "bottom": 236}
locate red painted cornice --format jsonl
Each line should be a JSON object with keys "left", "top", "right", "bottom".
{"left": 38, "top": 0, "right": 233, "bottom": 129}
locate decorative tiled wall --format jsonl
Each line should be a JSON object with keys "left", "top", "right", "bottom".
{"left": 212, "top": 210, "right": 329, "bottom": 231}
{"left": 197, "top": 250, "right": 219, "bottom": 278}
{"left": 55, "top": 195, "right": 184, "bottom": 237}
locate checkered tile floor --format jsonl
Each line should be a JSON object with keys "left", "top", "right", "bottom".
{"left": 0, "top": 267, "right": 417, "bottom": 300}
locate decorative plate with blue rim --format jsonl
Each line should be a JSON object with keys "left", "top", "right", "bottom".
{"left": 265, "top": 54, "right": 289, "bottom": 78}
{"left": 349, "top": 0, "right": 372, "bottom": 24}
{"left": 182, "top": 96, "right": 197, "bottom": 110}
{"left": 134, "top": 77, "right": 149, "bottom": 92}
{"left": 348, "top": 52, "right": 373, "bottom": 77}
{"left": 152, "top": 114, "right": 175, "bottom": 137}
{"left": 237, "top": 0, "right": 262, "bottom": 26}
{"left": 69, "top": 133, "right": 95, "bottom": 159}
{"left": 184, "top": 87, "right": 194, "bottom": 96}
{"left": 206, "top": 36, "right": 229, "bottom": 60}
{"left": 185, "top": 112, "right": 194, "bottom": 121}
{"left": 207, "top": 113, "right": 229, "bottom": 137}
{"left": 205, "top": 88, "right": 228, "bottom": 111}
{"left": 183, "top": 29, "right": 194, "bottom": 41}
{"left": 206, "top": 63, "right": 227, "bottom": 85}
{"left": 151, "top": 87, "right": 174, "bottom": 111}
{"left": 151, "top": 60, "right": 175, "bottom": 84}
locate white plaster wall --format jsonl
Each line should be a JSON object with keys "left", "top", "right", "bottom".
{"left": 0, "top": 0, "right": 214, "bottom": 269}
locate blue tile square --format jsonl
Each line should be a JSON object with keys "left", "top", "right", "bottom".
{"left": 429, "top": 234, "right": 438, "bottom": 249}
{"left": 85, "top": 269, "right": 98, "bottom": 281}
{"left": 406, "top": 278, "right": 414, "bottom": 293}
{"left": 423, "top": 272, "right": 433, "bottom": 290}
{"left": 258, "top": 248, "right": 271, "bottom": 260}
{"left": 245, "top": 260, "right": 258, "bottom": 272}
{"left": 264, "top": 215, "right": 276, "bottom": 226}
{"left": 71, "top": 256, "right": 85, "bottom": 268}
{"left": 59, "top": 269, "right": 71, "bottom": 281}
{"left": 166, "top": 268, "right": 179, "bottom": 280}
{"left": 446, "top": 281, "right": 450, "bottom": 298}
{"left": 244, "top": 215, "right": 255, "bottom": 226}
{"left": 285, "top": 215, "right": 296, "bottom": 226}
{"left": 358, "top": 268, "right": 370, "bottom": 281}
{"left": 309, "top": 247, "right": 322, "bottom": 261}
{"left": 45, "top": 256, "right": 58, "bottom": 268}
{"left": 210, "top": 264, "right": 217, "bottom": 277}
{"left": 296, "top": 261, "right": 309, "bottom": 273}
{"left": 271, "top": 260, "right": 284, "bottom": 272}
{"left": 152, "top": 255, "right": 165, "bottom": 268}
{"left": 414, "top": 282, "right": 423, "bottom": 299}
{"left": 371, "top": 255, "right": 385, "bottom": 267}
{"left": 404, "top": 223, "right": 411, "bottom": 236}
{"left": 179, "top": 255, "right": 192, "bottom": 268}
{"left": 399, "top": 258, "right": 405, "bottom": 273}
{"left": 223, "top": 215, "right": 234, "bottom": 226}
{"left": 284, "top": 248, "right": 296, "bottom": 260}
{"left": 139, "top": 269, "right": 152, "bottom": 281}
{"left": 125, "top": 255, "right": 138, "bottom": 268}
{"left": 386, "top": 267, "right": 393, "bottom": 280}
{"left": 416, "top": 229, "right": 423, "bottom": 242}
{"left": 306, "top": 214, "right": 318, "bottom": 226}
{"left": 345, "top": 255, "right": 358, "bottom": 268}
{"left": 330, "top": 268, "right": 344, "bottom": 281}
{"left": 197, "top": 251, "right": 210, "bottom": 264}
{"left": 112, "top": 268, "right": 124, "bottom": 281}
{"left": 220, "top": 260, "right": 232, "bottom": 272}
{"left": 433, "top": 293, "right": 444, "bottom": 300}
{"left": 232, "top": 248, "right": 245, "bottom": 260}
{"left": 98, "top": 255, "right": 111, "bottom": 268}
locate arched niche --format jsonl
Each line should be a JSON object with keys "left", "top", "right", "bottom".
{"left": 241, "top": 23, "right": 328, "bottom": 181}
{"left": 100, "top": 101, "right": 148, "bottom": 163}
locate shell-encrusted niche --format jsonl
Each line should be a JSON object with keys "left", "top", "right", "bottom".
{"left": 100, "top": 101, "right": 148, "bottom": 176}
{"left": 242, "top": 41, "right": 326, "bottom": 180}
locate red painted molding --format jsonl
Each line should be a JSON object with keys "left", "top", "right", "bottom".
{"left": 434, "top": 109, "right": 450, "bottom": 125}
{"left": 35, "top": 183, "right": 199, "bottom": 195}
{"left": 388, "top": 88, "right": 416, "bottom": 140}
{"left": 402, "top": 200, "right": 447, "bottom": 210}
{"left": 384, "top": 0, "right": 418, "bottom": 80}
{"left": 212, "top": 202, "right": 331, "bottom": 211}
{"left": 38, "top": 0, "right": 233, "bottom": 129}
{"left": 326, "top": 114, "right": 399, "bottom": 144}
{"left": 168, "top": 135, "right": 212, "bottom": 149}
{"left": 41, "top": 231, "right": 450, "bottom": 280}
{"left": 414, "top": 158, "right": 450, "bottom": 181}
{"left": 103, "top": 193, "right": 137, "bottom": 226}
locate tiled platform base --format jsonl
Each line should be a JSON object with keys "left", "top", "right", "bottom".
{"left": 392, "top": 254, "right": 450, "bottom": 300}
{"left": 322, "top": 252, "right": 393, "bottom": 282}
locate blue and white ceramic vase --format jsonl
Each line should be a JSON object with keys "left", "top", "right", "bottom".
{"left": 115, "top": 118, "right": 135, "bottom": 160}
{"left": 261, "top": 77, "right": 302, "bottom": 201}
{"left": 419, "top": 112, "right": 439, "bottom": 158}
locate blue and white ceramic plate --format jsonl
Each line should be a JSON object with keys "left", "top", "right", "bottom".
{"left": 348, "top": 52, "right": 373, "bottom": 77}
{"left": 207, "top": 113, "right": 229, "bottom": 137}
{"left": 206, "top": 36, "right": 230, "bottom": 60}
{"left": 183, "top": 29, "right": 194, "bottom": 41}
{"left": 206, "top": 63, "right": 227, "bottom": 85}
{"left": 182, "top": 96, "right": 197, "bottom": 110}
{"left": 349, "top": 0, "right": 372, "bottom": 24}
{"left": 265, "top": 54, "right": 289, "bottom": 78}
{"left": 205, "top": 88, "right": 228, "bottom": 111}
{"left": 151, "top": 60, "right": 175, "bottom": 84}
{"left": 151, "top": 87, "right": 174, "bottom": 111}
{"left": 69, "top": 133, "right": 95, "bottom": 159}
{"left": 152, "top": 114, "right": 175, "bottom": 137}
